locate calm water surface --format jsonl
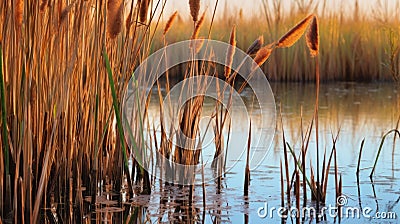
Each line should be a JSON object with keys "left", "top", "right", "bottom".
{"left": 97, "top": 82, "right": 400, "bottom": 223}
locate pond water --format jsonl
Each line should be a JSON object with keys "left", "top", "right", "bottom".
{"left": 93, "top": 82, "right": 400, "bottom": 223}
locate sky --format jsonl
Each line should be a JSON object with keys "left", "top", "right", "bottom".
{"left": 156, "top": 0, "right": 400, "bottom": 20}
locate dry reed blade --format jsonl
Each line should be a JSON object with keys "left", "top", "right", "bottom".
{"left": 279, "top": 105, "right": 291, "bottom": 204}
{"left": 244, "top": 121, "right": 251, "bottom": 196}
{"left": 224, "top": 25, "right": 236, "bottom": 79}
{"left": 356, "top": 138, "right": 365, "bottom": 177}
{"left": 107, "top": 0, "right": 123, "bottom": 39}
{"left": 163, "top": 11, "right": 178, "bottom": 35}
{"left": 280, "top": 160, "right": 284, "bottom": 209}
{"left": 277, "top": 14, "right": 314, "bottom": 48}
{"left": 295, "top": 170, "right": 300, "bottom": 222}
{"left": 370, "top": 129, "right": 400, "bottom": 178}
{"left": 189, "top": 0, "right": 200, "bottom": 22}
{"left": 306, "top": 16, "right": 319, "bottom": 57}
{"left": 246, "top": 35, "right": 264, "bottom": 55}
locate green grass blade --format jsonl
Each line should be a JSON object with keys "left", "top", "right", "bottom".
{"left": 103, "top": 50, "right": 129, "bottom": 172}
{"left": 0, "top": 44, "right": 9, "bottom": 175}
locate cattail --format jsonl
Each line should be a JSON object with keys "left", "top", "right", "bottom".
{"left": 306, "top": 16, "right": 319, "bottom": 57}
{"left": 224, "top": 25, "right": 236, "bottom": 79}
{"left": 40, "top": 0, "right": 47, "bottom": 11}
{"left": 246, "top": 35, "right": 264, "bottom": 55}
{"left": 163, "top": 11, "right": 178, "bottom": 35}
{"left": 107, "top": 0, "right": 123, "bottom": 39}
{"left": 277, "top": 14, "right": 314, "bottom": 48}
{"left": 59, "top": 3, "right": 75, "bottom": 26}
{"left": 189, "top": 0, "right": 200, "bottom": 22}
{"left": 139, "top": 0, "right": 149, "bottom": 23}
{"left": 253, "top": 43, "right": 275, "bottom": 69}
{"left": 191, "top": 10, "right": 205, "bottom": 39}
{"left": 15, "top": 0, "right": 24, "bottom": 28}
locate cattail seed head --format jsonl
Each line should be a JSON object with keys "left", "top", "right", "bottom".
{"left": 163, "top": 11, "right": 178, "bottom": 35}
{"left": 306, "top": 16, "right": 319, "bottom": 57}
{"left": 224, "top": 25, "right": 236, "bottom": 79}
{"left": 191, "top": 10, "right": 205, "bottom": 39}
{"left": 189, "top": 0, "right": 200, "bottom": 22}
{"left": 253, "top": 43, "right": 275, "bottom": 69}
{"left": 139, "top": 0, "right": 149, "bottom": 23}
{"left": 107, "top": 0, "right": 123, "bottom": 39}
{"left": 246, "top": 35, "right": 264, "bottom": 55}
{"left": 277, "top": 14, "right": 314, "bottom": 48}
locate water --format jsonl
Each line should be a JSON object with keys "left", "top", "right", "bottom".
{"left": 93, "top": 82, "right": 400, "bottom": 223}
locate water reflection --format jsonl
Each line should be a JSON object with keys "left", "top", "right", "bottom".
{"left": 88, "top": 82, "right": 400, "bottom": 223}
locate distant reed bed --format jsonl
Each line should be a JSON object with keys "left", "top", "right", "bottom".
{"left": 154, "top": 1, "right": 400, "bottom": 82}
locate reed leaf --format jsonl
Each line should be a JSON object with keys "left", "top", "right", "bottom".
{"left": 370, "top": 129, "right": 400, "bottom": 178}
{"left": 0, "top": 45, "right": 8, "bottom": 176}
{"left": 103, "top": 50, "right": 129, "bottom": 174}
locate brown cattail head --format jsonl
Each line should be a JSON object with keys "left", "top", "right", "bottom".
{"left": 191, "top": 10, "right": 205, "bottom": 39}
{"left": 306, "top": 16, "right": 319, "bottom": 57}
{"left": 277, "top": 14, "right": 314, "bottom": 48}
{"left": 189, "top": 0, "right": 200, "bottom": 22}
{"left": 246, "top": 35, "right": 264, "bottom": 55}
{"left": 139, "top": 0, "right": 149, "bottom": 23}
{"left": 252, "top": 43, "right": 275, "bottom": 69}
{"left": 224, "top": 25, "right": 236, "bottom": 79}
{"left": 163, "top": 11, "right": 178, "bottom": 35}
{"left": 15, "top": 0, "right": 24, "bottom": 29}
{"left": 107, "top": 0, "right": 123, "bottom": 39}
